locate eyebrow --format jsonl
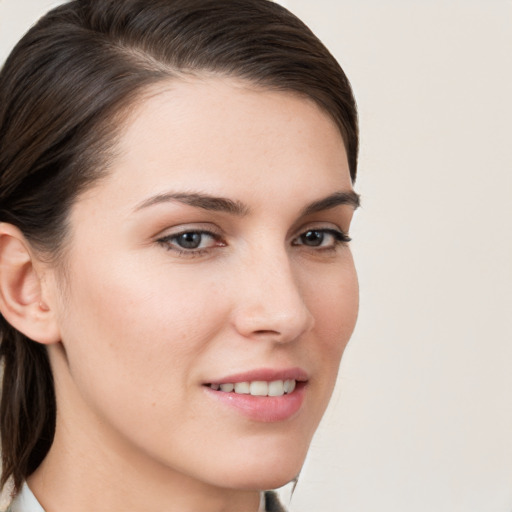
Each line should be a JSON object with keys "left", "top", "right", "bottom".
{"left": 300, "top": 191, "right": 361, "bottom": 216}
{"left": 134, "top": 190, "right": 360, "bottom": 216}
{"left": 134, "top": 192, "right": 250, "bottom": 216}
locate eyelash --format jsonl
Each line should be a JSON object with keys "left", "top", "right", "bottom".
{"left": 157, "top": 227, "right": 351, "bottom": 257}
{"left": 292, "top": 228, "right": 352, "bottom": 249}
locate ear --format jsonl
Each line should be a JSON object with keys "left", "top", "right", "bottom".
{"left": 0, "top": 223, "right": 61, "bottom": 344}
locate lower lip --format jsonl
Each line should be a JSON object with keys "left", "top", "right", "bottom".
{"left": 204, "top": 382, "right": 307, "bottom": 423}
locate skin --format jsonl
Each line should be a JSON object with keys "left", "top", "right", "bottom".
{"left": 25, "top": 77, "right": 359, "bottom": 512}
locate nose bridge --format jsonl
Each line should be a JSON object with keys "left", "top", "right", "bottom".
{"left": 232, "top": 242, "right": 315, "bottom": 341}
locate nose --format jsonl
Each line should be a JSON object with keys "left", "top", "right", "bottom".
{"left": 231, "top": 249, "right": 315, "bottom": 343}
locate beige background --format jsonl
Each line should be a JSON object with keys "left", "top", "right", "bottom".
{"left": 1, "top": 1, "right": 511, "bottom": 511}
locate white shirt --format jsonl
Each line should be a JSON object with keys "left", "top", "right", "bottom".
{"left": 6, "top": 484, "right": 44, "bottom": 512}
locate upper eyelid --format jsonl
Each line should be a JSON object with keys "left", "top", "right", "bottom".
{"left": 292, "top": 222, "right": 348, "bottom": 238}
{"left": 154, "top": 224, "right": 222, "bottom": 240}
{"left": 161, "top": 228, "right": 218, "bottom": 236}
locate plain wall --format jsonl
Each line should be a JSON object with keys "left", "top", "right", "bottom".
{"left": 1, "top": 1, "right": 511, "bottom": 511}
{"left": 284, "top": 2, "right": 512, "bottom": 511}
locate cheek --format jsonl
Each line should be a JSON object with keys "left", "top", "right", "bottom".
{"left": 305, "top": 255, "right": 359, "bottom": 381}
{"left": 56, "top": 253, "right": 228, "bottom": 409}
{"left": 53, "top": 256, "right": 236, "bottom": 474}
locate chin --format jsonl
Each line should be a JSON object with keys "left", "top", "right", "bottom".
{"left": 215, "top": 442, "right": 308, "bottom": 491}
{"left": 228, "top": 469, "right": 301, "bottom": 492}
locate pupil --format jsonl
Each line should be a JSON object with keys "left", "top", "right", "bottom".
{"left": 303, "top": 230, "right": 323, "bottom": 246}
{"left": 178, "top": 233, "right": 201, "bottom": 249}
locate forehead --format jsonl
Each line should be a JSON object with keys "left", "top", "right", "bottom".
{"left": 78, "top": 77, "right": 352, "bottom": 213}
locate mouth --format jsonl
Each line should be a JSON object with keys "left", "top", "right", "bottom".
{"left": 206, "top": 379, "right": 297, "bottom": 397}
{"left": 203, "top": 368, "right": 308, "bottom": 422}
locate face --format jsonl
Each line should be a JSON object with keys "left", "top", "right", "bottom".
{"left": 47, "top": 77, "right": 359, "bottom": 491}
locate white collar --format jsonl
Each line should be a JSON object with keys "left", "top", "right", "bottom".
{"left": 6, "top": 483, "right": 44, "bottom": 512}
{"left": 7, "top": 484, "right": 271, "bottom": 512}
{"left": 259, "top": 491, "right": 266, "bottom": 511}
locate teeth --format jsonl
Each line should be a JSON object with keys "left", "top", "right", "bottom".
{"left": 268, "top": 380, "right": 284, "bottom": 396}
{"left": 284, "top": 379, "right": 296, "bottom": 394}
{"left": 250, "top": 381, "right": 268, "bottom": 396}
{"left": 210, "top": 379, "right": 297, "bottom": 396}
{"left": 234, "top": 382, "right": 250, "bottom": 394}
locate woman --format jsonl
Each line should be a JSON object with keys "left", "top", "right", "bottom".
{"left": 0, "top": 0, "right": 359, "bottom": 510}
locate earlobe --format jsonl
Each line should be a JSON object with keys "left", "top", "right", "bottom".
{"left": 0, "top": 223, "right": 61, "bottom": 345}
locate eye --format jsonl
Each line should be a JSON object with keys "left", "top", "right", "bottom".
{"left": 173, "top": 232, "right": 207, "bottom": 249}
{"left": 292, "top": 228, "right": 351, "bottom": 249}
{"left": 157, "top": 230, "right": 224, "bottom": 254}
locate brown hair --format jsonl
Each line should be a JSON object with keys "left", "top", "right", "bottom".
{"left": 0, "top": 0, "right": 358, "bottom": 492}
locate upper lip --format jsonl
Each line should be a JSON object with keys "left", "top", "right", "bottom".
{"left": 206, "top": 367, "right": 309, "bottom": 385}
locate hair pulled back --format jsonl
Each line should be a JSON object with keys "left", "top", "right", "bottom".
{"left": 0, "top": 0, "right": 358, "bottom": 492}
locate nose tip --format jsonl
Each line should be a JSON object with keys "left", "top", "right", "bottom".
{"left": 235, "top": 302, "right": 315, "bottom": 343}
{"left": 248, "top": 310, "right": 315, "bottom": 342}
{"left": 232, "top": 266, "right": 315, "bottom": 343}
